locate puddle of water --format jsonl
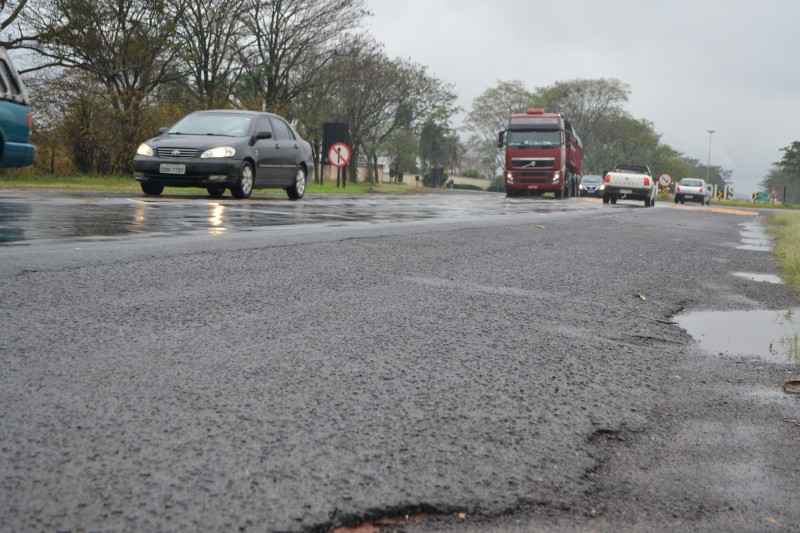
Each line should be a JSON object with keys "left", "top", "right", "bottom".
{"left": 736, "top": 220, "right": 773, "bottom": 252}
{"left": 732, "top": 272, "right": 784, "bottom": 284}
{"left": 676, "top": 309, "right": 800, "bottom": 364}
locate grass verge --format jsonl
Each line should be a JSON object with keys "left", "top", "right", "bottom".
{"left": 0, "top": 173, "right": 420, "bottom": 196}
{"left": 769, "top": 211, "right": 800, "bottom": 295}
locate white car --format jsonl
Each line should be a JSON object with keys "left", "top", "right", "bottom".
{"left": 674, "top": 178, "right": 711, "bottom": 205}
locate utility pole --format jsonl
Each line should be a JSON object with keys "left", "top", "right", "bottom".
{"left": 706, "top": 130, "right": 715, "bottom": 183}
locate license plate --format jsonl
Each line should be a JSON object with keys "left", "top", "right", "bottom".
{"left": 527, "top": 185, "right": 539, "bottom": 189}
{"left": 621, "top": 189, "right": 632, "bottom": 194}
{"left": 685, "top": 195, "right": 694, "bottom": 199}
{"left": 160, "top": 163, "right": 186, "bottom": 175}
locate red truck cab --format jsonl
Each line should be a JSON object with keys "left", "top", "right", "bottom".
{"left": 498, "top": 109, "right": 582, "bottom": 198}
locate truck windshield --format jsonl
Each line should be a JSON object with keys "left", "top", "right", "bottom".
{"left": 507, "top": 130, "right": 562, "bottom": 148}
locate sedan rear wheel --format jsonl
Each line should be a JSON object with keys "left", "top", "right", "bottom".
{"left": 231, "top": 162, "right": 254, "bottom": 199}
{"left": 286, "top": 166, "right": 307, "bottom": 200}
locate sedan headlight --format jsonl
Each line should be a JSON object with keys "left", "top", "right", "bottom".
{"left": 136, "top": 143, "right": 153, "bottom": 157}
{"left": 201, "top": 146, "right": 236, "bottom": 159}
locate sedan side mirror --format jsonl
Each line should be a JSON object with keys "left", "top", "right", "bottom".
{"left": 159, "top": 127, "right": 169, "bottom": 135}
{"left": 251, "top": 130, "right": 273, "bottom": 145}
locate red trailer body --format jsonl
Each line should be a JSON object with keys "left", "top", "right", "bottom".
{"left": 498, "top": 109, "right": 582, "bottom": 198}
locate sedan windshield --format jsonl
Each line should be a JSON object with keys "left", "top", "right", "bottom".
{"left": 680, "top": 179, "right": 703, "bottom": 187}
{"left": 168, "top": 114, "right": 253, "bottom": 137}
{"left": 507, "top": 129, "right": 562, "bottom": 148}
{"left": 582, "top": 175, "right": 602, "bottom": 184}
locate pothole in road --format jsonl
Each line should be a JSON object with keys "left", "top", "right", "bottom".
{"left": 675, "top": 308, "right": 800, "bottom": 365}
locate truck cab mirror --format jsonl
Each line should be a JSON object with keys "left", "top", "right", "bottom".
{"left": 497, "top": 130, "right": 505, "bottom": 148}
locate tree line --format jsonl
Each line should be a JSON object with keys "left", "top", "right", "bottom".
{"left": 7, "top": 0, "right": 793, "bottom": 196}
{"left": 2, "top": 0, "right": 459, "bottom": 183}
{"left": 461, "top": 78, "right": 733, "bottom": 192}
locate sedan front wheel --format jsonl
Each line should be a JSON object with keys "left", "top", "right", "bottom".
{"left": 286, "top": 166, "right": 307, "bottom": 200}
{"left": 141, "top": 182, "right": 164, "bottom": 196}
{"left": 231, "top": 162, "right": 254, "bottom": 199}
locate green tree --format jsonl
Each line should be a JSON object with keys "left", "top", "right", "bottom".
{"left": 463, "top": 80, "right": 536, "bottom": 177}
{"left": 1, "top": 0, "right": 27, "bottom": 36}
{"left": 239, "top": 0, "right": 368, "bottom": 113}
{"left": 21, "top": 0, "right": 186, "bottom": 173}
{"left": 176, "top": 0, "right": 249, "bottom": 109}
{"left": 778, "top": 141, "right": 800, "bottom": 175}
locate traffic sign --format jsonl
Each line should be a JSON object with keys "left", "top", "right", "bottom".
{"left": 328, "top": 142, "right": 350, "bottom": 168}
{"left": 658, "top": 173, "right": 672, "bottom": 187}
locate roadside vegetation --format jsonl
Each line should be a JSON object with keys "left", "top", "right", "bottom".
{"left": 0, "top": 173, "right": 416, "bottom": 196}
{"left": 769, "top": 211, "right": 800, "bottom": 295}
{"left": 2, "top": 0, "right": 787, "bottom": 196}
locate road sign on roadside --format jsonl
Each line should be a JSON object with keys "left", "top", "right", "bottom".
{"left": 328, "top": 142, "right": 350, "bottom": 168}
{"left": 658, "top": 173, "right": 672, "bottom": 187}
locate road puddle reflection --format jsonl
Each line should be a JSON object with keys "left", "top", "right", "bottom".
{"left": 737, "top": 220, "right": 773, "bottom": 252}
{"left": 732, "top": 272, "right": 784, "bottom": 284}
{"left": 676, "top": 308, "right": 800, "bottom": 364}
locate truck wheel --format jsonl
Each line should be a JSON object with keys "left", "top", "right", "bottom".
{"left": 610, "top": 197, "right": 617, "bottom": 204}
{"left": 602, "top": 195, "right": 609, "bottom": 204}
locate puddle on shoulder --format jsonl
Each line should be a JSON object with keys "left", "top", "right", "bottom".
{"left": 676, "top": 309, "right": 800, "bottom": 364}
{"left": 732, "top": 272, "right": 784, "bottom": 284}
{"left": 737, "top": 220, "right": 773, "bottom": 252}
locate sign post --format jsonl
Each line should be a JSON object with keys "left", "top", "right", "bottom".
{"left": 658, "top": 173, "right": 672, "bottom": 196}
{"left": 328, "top": 142, "right": 351, "bottom": 188}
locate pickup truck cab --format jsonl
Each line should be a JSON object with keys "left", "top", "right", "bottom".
{"left": 0, "top": 47, "right": 35, "bottom": 169}
{"left": 602, "top": 164, "right": 656, "bottom": 207}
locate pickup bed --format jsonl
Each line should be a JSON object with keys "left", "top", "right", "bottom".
{"left": 0, "top": 47, "right": 35, "bottom": 169}
{"left": 602, "top": 164, "right": 656, "bottom": 207}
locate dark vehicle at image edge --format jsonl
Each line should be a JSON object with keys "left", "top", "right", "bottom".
{"left": 133, "top": 110, "right": 313, "bottom": 200}
{"left": 0, "top": 47, "right": 35, "bottom": 169}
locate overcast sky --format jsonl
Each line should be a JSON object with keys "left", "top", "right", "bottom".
{"left": 365, "top": 0, "right": 799, "bottom": 193}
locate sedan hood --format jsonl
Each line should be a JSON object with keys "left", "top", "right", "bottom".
{"left": 145, "top": 134, "right": 247, "bottom": 151}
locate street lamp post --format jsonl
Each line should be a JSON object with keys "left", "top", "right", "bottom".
{"left": 706, "top": 129, "right": 715, "bottom": 183}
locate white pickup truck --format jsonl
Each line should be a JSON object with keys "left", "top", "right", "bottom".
{"left": 602, "top": 164, "right": 657, "bottom": 207}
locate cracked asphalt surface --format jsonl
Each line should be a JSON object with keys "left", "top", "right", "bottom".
{"left": 1, "top": 193, "right": 798, "bottom": 532}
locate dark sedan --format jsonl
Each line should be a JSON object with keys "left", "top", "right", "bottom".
{"left": 579, "top": 174, "right": 604, "bottom": 197}
{"left": 132, "top": 110, "right": 314, "bottom": 200}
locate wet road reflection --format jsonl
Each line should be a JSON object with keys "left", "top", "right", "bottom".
{"left": 0, "top": 191, "right": 603, "bottom": 245}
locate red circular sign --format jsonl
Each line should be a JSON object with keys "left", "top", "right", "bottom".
{"left": 328, "top": 143, "right": 350, "bottom": 168}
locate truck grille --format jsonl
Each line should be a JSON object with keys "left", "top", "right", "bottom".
{"left": 512, "top": 158, "right": 555, "bottom": 169}
{"left": 156, "top": 147, "right": 199, "bottom": 158}
{"left": 516, "top": 172, "right": 549, "bottom": 184}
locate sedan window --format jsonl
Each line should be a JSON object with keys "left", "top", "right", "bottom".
{"left": 169, "top": 114, "right": 253, "bottom": 137}
{"left": 270, "top": 117, "right": 294, "bottom": 141}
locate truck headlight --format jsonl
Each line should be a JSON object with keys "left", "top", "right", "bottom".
{"left": 552, "top": 171, "right": 561, "bottom": 183}
{"left": 506, "top": 171, "right": 513, "bottom": 183}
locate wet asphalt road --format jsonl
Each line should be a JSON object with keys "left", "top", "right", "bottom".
{"left": 1, "top": 191, "right": 798, "bottom": 532}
